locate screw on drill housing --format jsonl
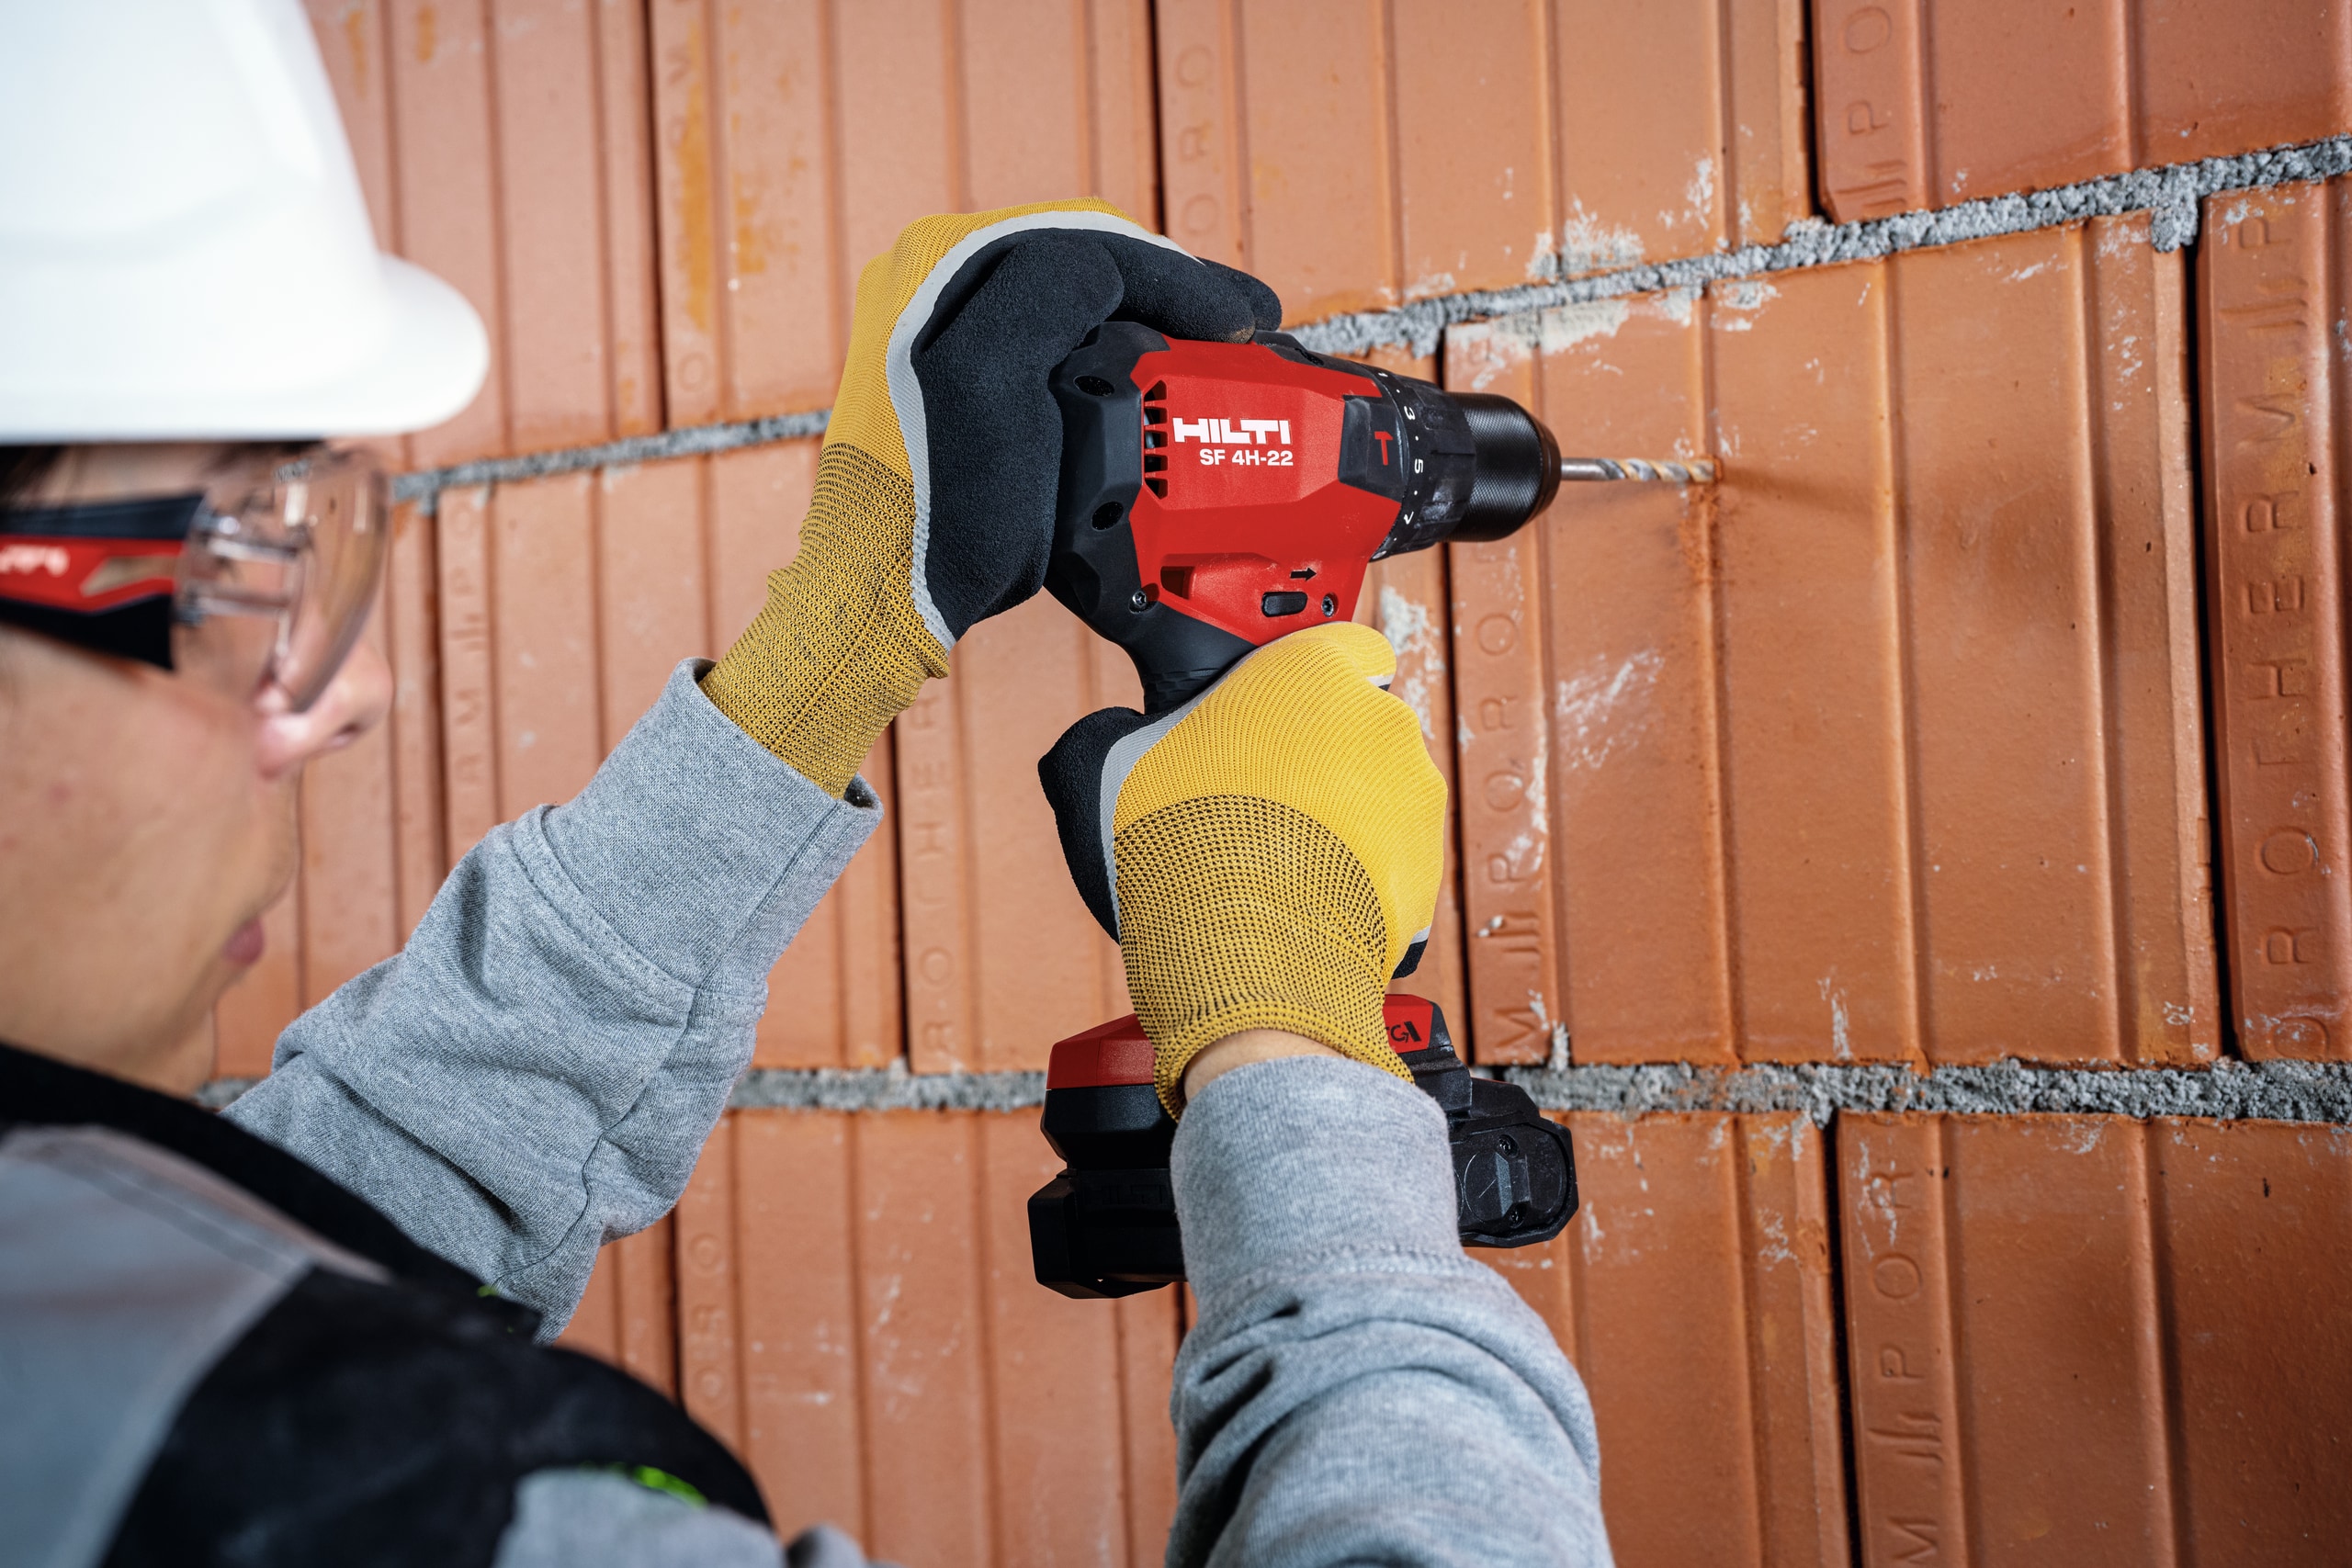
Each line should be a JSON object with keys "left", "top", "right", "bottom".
{"left": 1558, "top": 457, "right": 1719, "bottom": 484}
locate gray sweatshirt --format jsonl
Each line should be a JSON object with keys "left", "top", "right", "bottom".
{"left": 224, "top": 660, "right": 1611, "bottom": 1568}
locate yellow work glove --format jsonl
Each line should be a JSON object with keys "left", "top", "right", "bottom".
{"left": 1038, "top": 622, "right": 1448, "bottom": 1115}
{"left": 701, "top": 200, "right": 1281, "bottom": 795}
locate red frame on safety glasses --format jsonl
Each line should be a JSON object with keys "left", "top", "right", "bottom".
{"left": 0, "top": 449, "right": 389, "bottom": 712}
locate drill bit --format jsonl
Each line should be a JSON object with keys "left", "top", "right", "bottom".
{"left": 1559, "top": 457, "right": 1717, "bottom": 484}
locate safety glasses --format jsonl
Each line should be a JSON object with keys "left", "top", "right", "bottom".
{"left": 0, "top": 447, "right": 388, "bottom": 712}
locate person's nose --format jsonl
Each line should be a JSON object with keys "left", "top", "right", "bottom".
{"left": 254, "top": 637, "right": 394, "bottom": 779}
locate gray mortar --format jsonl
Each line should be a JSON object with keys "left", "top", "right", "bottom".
{"left": 192, "top": 1059, "right": 2352, "bottom": 1122}
{"left": 380, "top": 134, "right": 2352, "bottom": 495}
{"left": 1292, "top": 134, "right": 2352, "bottom": 360}
{"left": 1501, "top": 1056, "right": 2352, "bottom": 1126}
{"left": 390, "top": 410, "right": 830, "bottom": 516}
{"left": 729, "top": 1064, "right": 1046, "bottom": 1112}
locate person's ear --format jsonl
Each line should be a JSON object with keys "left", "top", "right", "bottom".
{"left": 253, "top": 637, "right": 391, "bottom": 779}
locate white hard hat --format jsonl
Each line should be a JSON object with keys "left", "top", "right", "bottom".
{"left": 0, "top": 0, "right": 488, "bottom": 441}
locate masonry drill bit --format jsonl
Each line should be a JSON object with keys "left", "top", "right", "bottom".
{"left": 1558, "top": 456, "right": 1718, "bottom": 484}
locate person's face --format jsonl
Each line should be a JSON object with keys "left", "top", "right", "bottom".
{"left": 0, "top": 444, "right": 391, "bottom": 1093}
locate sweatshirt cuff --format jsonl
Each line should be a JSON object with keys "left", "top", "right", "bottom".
{"left": 1170, "top": 1054, "right": 1462, "bottom": 1306}
{"left": 541, "top": 659, "right": 882, "bottom": 985}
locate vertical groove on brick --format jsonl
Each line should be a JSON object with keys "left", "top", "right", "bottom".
{"left": 489, "top": 473, "right": 605, "bottom": 816}
{"left": 1723, "top": 0, "right": 1816, "bottom": 247}
{"left": 2154, "top": 1118, "right": 2352, "bottom": 1558}
{"left": 385, "top": 0, "right": 508, "bottom": 467}
{"left": 2088, "top": 213, "right": 2220, "bottom": 1064}
{"left": 647, "top": 0, "right": 729, "bottom": 426}
{"left": 1735, "top": 1115, "right": 1850, "bottom": 1566}
{"left": 1234, "top": 1, "right": 1400, "bottom": 319}
{"left": 437, "top": 487, "right": 501, "bottom": 860}
{"left": 979, "top": 1115, "right": 1127, "bottom": 1565}
{"left": 595, "top": 458, "right": 708, "bottom": 750}
{"left": 1154, "top": 0, "right": 1248, "bottom": 268}
{"left": 1114, "top": 1291, "right": 1182, "bottom": 1567}
{"left": 386, "top": 501, "right": 447, "bottom": 931}
{"left": 612, "top": 1217, "right": 679, "bottom": 1399}
{"left": 674, "top": 1111, "right": 744, "bottom": 1453}
{"left": 901, "top": 599, "right": 1132, "bottom": 1073}
{"left": 1838, "top": 1114, "right": 1966, "bottom": 1568}
{"left": 854, "top": 1114, "right": 991, "bottom": 1568}
{"left": 2200, "top": 184, "right": 2352, "bottom": 1060}
{"left": 1444, "top": 325, "right": 1564, "bottom": 1064}
{"left": 732, "top": 1111, "right": 865, "bottom": 1542}
{"left": 594, "top": 0, "right": 664, "bottom": 436}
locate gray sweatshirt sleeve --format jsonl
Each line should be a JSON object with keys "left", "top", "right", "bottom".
{"left": 224, "top": 660, "right": 878, "bottom": 1336}
{"left": 1165, "top": 1055, "right": 1613, "bottom": 1568}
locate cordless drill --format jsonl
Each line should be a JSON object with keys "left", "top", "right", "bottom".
{"left": 1027, "top": 323, "right": 1705, "bottom": 1296}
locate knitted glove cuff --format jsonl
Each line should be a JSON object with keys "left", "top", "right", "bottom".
{"left": 700, "top": 446, "right": 947, "bottom": 797}
{"left": 1114, "top": 795, "right": 1410, "bottom": 1116}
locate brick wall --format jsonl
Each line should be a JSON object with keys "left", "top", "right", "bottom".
{"left": 209, "top": 5, "right": 2352, "bottom": 1562}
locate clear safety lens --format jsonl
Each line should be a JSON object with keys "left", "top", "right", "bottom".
{"left": 175, "top": 448, "right": 388, "bottom": 712}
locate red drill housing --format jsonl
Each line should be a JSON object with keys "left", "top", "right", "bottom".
{"left": 1047, "top": 325, "right": 1560, "bottom": 712}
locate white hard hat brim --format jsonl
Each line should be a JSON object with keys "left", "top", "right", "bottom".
{"left": 0, "top": 256, "right": 489, "bottom": 445}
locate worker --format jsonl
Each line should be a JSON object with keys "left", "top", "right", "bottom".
{"left": 0, "top": 3, "right": 1609, "bottom": 1564}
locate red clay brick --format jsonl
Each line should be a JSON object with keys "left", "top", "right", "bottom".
{"left": 1838, "top": 1114, "right": 1970, "bottom": 1566}
{"left": 558, "top": 1217, "right": 678, "bottom": 1400}
{"left": 1446, "top": 217, "right": 2213, "bottom": 1065}
{"left": 2200, "top": 182, "right": 2352, "bottom": 1060}
{"left": 1443, "top": 324, "right": 1563, "bottom": 1063}
{"left": 651, "top": 0, "right": 1159, "bottom": 428}
{"left": 305, "top": 1, "right": 663, "bottom": 465}
{"left": 1553, "top": 0, "right": 1814, "bottom": 273}
{"left": 854, "top": 1113, "right": 993, "bottom": 1566}
{"left": 1456, "top": 297, "right": 1734, "bottom": 1066}
{"left": 2154, "top": 1117, "right": 2352, "bottom": 1562}
{"left": 2139, "top": 1, "right": 2352, "bottom": 167}
{"left": 1159, "top": 1, "right": 1810, "bottom": 321}
{"left": 1487, "top": 1112, "right": 1848, "bottom": 1567}
{"left": 731, "top": 1111, "right": 867, "bottom": 1542}
{"left": 1840, "top": 1113, "right": 2352, "bottom": 1564}
{"left": 435, "top": 486, "right": 502, "bottom": 861}
{"left": 978, "top": 1114, "right": 1138, "bottom": 1564}
{"left": 385, "top": 501, "right": 448, "bottom": 934}
{"left": 1815, "top": 0, "right": 2352, "bottom": 222}
{"left": 900, "top": 596, "right": 1136, "bottom": 1073}
{"left": 674, "top": 1110, "right": 746, "bottom": 1451}
{"left": 674, "top": 1111, "right": 1188, "bottom": 1559}
{"left": 489, "top": 473, "right": 605, "bottom": 814}
{"left": 1114, "top": 1291, "right": 1182, "bottom": 1565}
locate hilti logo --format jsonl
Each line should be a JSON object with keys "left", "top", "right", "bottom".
{"left": 1170, "top": 416, "right": 1291, "bottom": 446}
{"left": 0, "top": 544, "right": 70, "bottom": 577}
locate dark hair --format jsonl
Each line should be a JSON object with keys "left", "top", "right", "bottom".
{"left": 0, "top": 445, "right": 63, "bottom": 510}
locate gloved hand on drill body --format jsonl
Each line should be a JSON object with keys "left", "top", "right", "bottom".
{"left": 1041, "top": 621, "right": 1448, "bottom": 1116}
{"left": 701, "top": 198, "right": 1283, "bottom": 796}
